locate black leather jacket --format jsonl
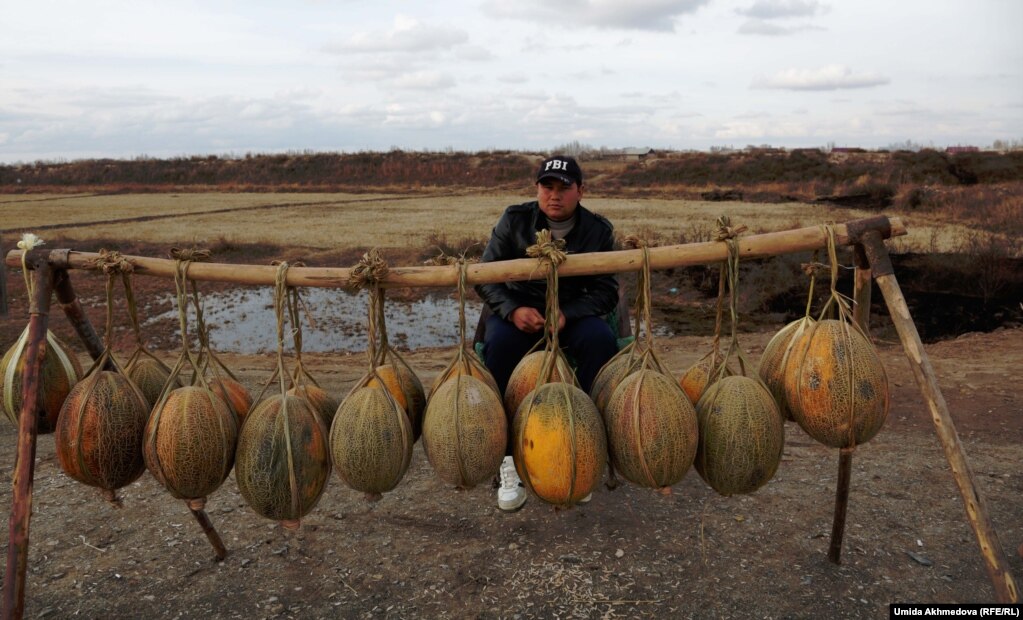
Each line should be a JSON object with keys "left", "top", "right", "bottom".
{"left": 475, "top": 201, "right": 618, "bottom": 322}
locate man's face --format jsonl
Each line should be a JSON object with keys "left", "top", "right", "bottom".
{"left": 536, "top": 178, "right": 583, "bottom": 222}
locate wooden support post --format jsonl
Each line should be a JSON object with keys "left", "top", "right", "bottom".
{"left": 188, "top": 505, "right": 228, "bottom": 562}
{"left": 860, "top": 230, "right": 1019, "bottom": 603}
{"left": 2, "top": 258, "right": 53, "bottom": 620}
{"left": 51, "top": 264, "right": 105, "bottom": 362}
{"left": 827, "top": 245, "right": 873, "bottom": 565}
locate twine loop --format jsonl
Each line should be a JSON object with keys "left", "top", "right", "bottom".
{"left": 17, "top": 233, "right": 45, "bottom": 296}
{"left": 622, "top": 235, "right": 647, "bottom": 250}
{"left": 526, "top": 229, "right": 567, "bottom": 268}
{"left": 347, "top": 249, "right": 389, "bottom": 290}
{"left": 16, "top": 233, "right": 44, "bottom": 252}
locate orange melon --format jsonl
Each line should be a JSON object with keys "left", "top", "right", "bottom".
{"left": 757, "top": 318, "right": 814, "bottom": 421}
{"left": 211, "top": 376, "right": 252, "bottom": 424}
{"left": 604, "top": 369, "right": 699, "bottom": 489}
{"left": 678, "top": 353, "right": 732, "bottom": 405}
{"left": 513, "top": 382, "right": 606, "bottom": 507}
{"left": 235, "top": 394, "right": 330, "bottom": 527}
{"left": 55, "top": 370, "right": 148, "bottom": 497}
{"left": 144, "top": 385, "right": 238, "bottom": 501}
{"left": 505, "top": 350, "right": 574, "bottom": 418}
{"left": 422, "top": 374, "right": 507, "bottom": 488}
{"left": 429, "top": 349, "right": 500, "bottom": 399}
{"left": 366, "top": 363, "right": 425, "bottom": 441}
{"left": 127, "top": 356, "right": 180, "bottom": 412}
{"left": 330, "top": 385, "right": 413, "bottom": 500}
{"left": 589, "top": 345, "right": 640, "bottom": 415}
{"left": 695, "top": 375, "right": 784, "bottom": 496}
{"left": 288, "top": 384, "right": 339, "bottom": 428}
{"left": 1, "top": 328, "right": 83, "bottom": 434}
{"left": 782, "top": 318, "right": 889, "bottom": 448}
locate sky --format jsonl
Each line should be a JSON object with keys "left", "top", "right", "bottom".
{"left": 1, "top": 0, "right": 1021, "bottom": 162}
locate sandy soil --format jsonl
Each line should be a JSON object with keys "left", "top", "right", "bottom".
{"left": 1, "top": 324, "right": 1020, "bottom": 619}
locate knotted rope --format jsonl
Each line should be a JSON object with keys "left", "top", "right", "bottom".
{"left": 17, "top": 233, "right": 44, "bottom": 299}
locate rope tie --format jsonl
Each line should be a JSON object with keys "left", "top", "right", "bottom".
{"left": 169, "top": 247, "right": 212, "bottom": 262}
{"left": 622, "top": 235, "right": 646, "bottom": 250}
{"left": 525, "top": 229, "right": 567, "bottom": 268}
{"left": 713, "top": 216, "right": 748, "bottom": 242}
{"left": 347, "top": 249, "right": 389, "bottom": 291}
{"left": 91, "top": 249, "right": 135, "bottom": 275}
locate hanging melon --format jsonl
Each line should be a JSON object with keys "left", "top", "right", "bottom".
{"left": 236, "top": 393, "right": 331, "bottom": 525}
{"left": 678, "top": 353, "right": 732, "bottom": 405}
{"left": 288, "top": 384, "right": 339, "bottom": 428}
{"left": 505, "top": 349, "right": 574, "bottom": 418}
{"left": 126, "top": 356, "right": 180, "bottom": 412}
{"left": 330, "top": 384, "right": 413, "bottom": 500}
{"left": 366, "top": 361, "right": 425, "bottom": 440}
{"left": 211, "top": 376, "right": 252, "bottom": 424}
{"left": 1, "top": 328, "right": 82, "bottom": 434}
{"left": 234, "top": 261, "right": 331, "bottom": 527}
{"left": 757, "top": 317, "right": 814, "bottom": 421}
{"left": 783, "top": 318, "right": 889, "bottom": 448}
{"left": 695, "top": 375, "right": 785, "bottom": 496}
{"left": 605, "top": 368, "right": 698, "bottom": 490}
{"left": 422, "top": 374, "right": 506, "bottom": 488}
{"left": 429, "top": 346, "right": 499, "bottom": 397}
{"left": 56, "top": 369, "right": 149, "bottom": 501}
{"left": 513, "top": 382, "right": 606, "bottom": 507}
{"left": 144, "top": 385, "right": 238, "bottom": 503}
{"left": 589, "top": 341, "right": 640, "bottom": 415}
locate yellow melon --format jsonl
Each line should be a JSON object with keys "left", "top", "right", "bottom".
{"left": 513, "top": 382, "right": 606, "bottom": 507}
{"left": 757, "top": 318, "right": 814, "bottom": 421}
{"left": 1, "top": 327, "right": 83, "bottom": 434}
{"left": 366, "top": 363, "right": 426, "bottom": 441}
{"left": 505, "top": 350, "right": 574, "bottom": 418}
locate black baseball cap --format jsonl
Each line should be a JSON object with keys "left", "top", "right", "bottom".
{"left": 535, "top": 155, "right": 583, "bottom": 186}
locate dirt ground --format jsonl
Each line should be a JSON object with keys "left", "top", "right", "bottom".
{"left": 0, "top": 312, "right": 1020, "bottom": 618}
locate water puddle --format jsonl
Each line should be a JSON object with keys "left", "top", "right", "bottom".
{"left": 146, "top": 287, "right": 483, "bottom": 354}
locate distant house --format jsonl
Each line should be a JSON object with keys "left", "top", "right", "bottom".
{"left": 618, "top": 147, "right": 655, "bottom": 162}
{"left": 945, "top": 145, "right": 979, "bottom": 154}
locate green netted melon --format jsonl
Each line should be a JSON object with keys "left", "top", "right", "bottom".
{"left": 782, "top": 319, "right": 889, "bottom": 448}
{"left": 127, "top": 356, "right": 180, "bottom": 412}
{"left": 422, "top": 374, "right": 507, "bottom": 488}
{"left": 288, "top": 384, "right": 340, "bottom": 428}
{"left": 678, "top": 354, "right": 732, "bottom": 405}
{"left": 144, "top": 386, "right": 238, "bottom": 502}
{"left": 366, "top": 363, "right": 426, "bottom": 441}
{"left": 513, "top": 382, "right": 606, "bottom": 507}
{"left": 235, "top": 394, "right": 330, "bottom": 527}
{"left": 604, "top": 369, "right": 699, "bottom": 490}
{"left": 757, "top": 318, "right": 814, "bottom": 421}
{"left": 330, "top": 385, "right": 413, "bottom": 500}
{"left": 1, "top": 327, "right": 83, "bottom": 434}
{"left": 505, "top": 350, "right": 573, "bottom": 418}
{"left": 695, "top": 375, "right": 784, "bottom": 496}
{"left": 55, "top": 370, "right": 148, "bottom": 498}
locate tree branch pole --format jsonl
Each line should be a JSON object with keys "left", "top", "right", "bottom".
{"left": 0, "top": 234, "right": 8, "bottom": 316}
{"left": 827, "top": 245, "right": 874, "bottom": 565}
{"left": 2, "top": 259, "right": 53, "bottom": 620}
{"left": 4, "top": 217, "right": 907, "bottom": 289}
{"left": 859, "top": 230, "right": 1019, "bottom": 604}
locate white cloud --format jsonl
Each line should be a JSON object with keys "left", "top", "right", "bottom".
{"left": 752, "top": 65, "right": 890, "bottom": 91}
{"left": 325, "top": 15, "right": 468, "bottom": 54}
{"left": 391, "top": 71, "right": 457, "bottom": 91}
{"left": 738, "top": 19, "right": 823, "bottom": 36}
{"left": 738, "top": 0, "right": 828, "bottom": 19}
{"left": 482, "top": 0, "right": 710, "bottom": 32}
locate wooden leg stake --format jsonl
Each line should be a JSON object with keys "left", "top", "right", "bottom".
{"left": 188, "top": 507, "right": 228, "bottom": 562}
{"left": 861, "top": 231, "right": 1019, "bottom": 603}
{"left": 2, "top": 260, "right": 53, "bottom": 620}
{"left": 52, "top": 268, "right": 105, "bottom": 362}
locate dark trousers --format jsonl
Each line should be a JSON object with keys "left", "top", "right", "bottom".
{"left": 482, "top": 314, "right": 618, "bottom": 399}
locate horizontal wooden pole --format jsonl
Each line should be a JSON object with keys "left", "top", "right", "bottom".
{"left": 5, "top": 216, "right": 905, "bottom": 289}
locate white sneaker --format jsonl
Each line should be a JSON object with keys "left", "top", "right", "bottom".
{"left": 578, "top": 493, "right": 592, "bottom": 504}
{"left": 497, "top": 456, "right": 526, "bottom": 512}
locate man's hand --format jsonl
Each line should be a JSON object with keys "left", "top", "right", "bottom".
{"left": 511, "top": 307, "right": 567, "bottom": 333}
{"left": 511, "top": 307, "right": 545, "bottom": 333}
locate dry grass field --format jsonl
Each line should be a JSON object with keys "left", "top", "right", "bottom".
{"left": 0, "top": 191, "right": 984, "bottom": 256}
